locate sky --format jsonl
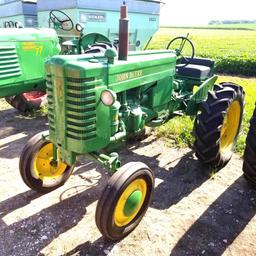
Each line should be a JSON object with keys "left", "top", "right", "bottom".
{"left": 160, "top": 0, "right": 256, "bottom": 25}
{"left": 18, "top": 0, "right": 256, "bottom": 26}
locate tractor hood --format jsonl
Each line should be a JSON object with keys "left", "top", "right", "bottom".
{"left": 0, "top": 28, "right": 60, "bottom": 98}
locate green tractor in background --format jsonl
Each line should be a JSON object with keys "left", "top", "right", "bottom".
{"left": 0, "top": 28, "right": 60, "bottom": 112}
{"left": 19, "top": 4, "right": 245, "bottom": 240}
{"left": 0, "top": 11, "right": 114, "bottom": 112}
{"left": 243, "top": 104, "right": 256, "bottom": 183}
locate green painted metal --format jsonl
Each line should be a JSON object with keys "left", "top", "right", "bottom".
{"left": 0, "top": 25, "right": 113, "bottom": 99}
{"left": 0, "top": 28, "right": 60, "bottom": 98}
{"left": 45, "top": 50, "right": 178, "bottom": 165}
{"left": 124, "top": 190, "right": 143, "bottom": 216}
{"left": 186, "top": 75, "right": 218, "bottom": 115}
{"left": 79, "top": 33, "right": 111, "bottom": 53}
{"left": 90, "top": 152, "right": 121, "bottom": 172}
{"left": 44, "top": 41, "right": 217, "bottom": 171}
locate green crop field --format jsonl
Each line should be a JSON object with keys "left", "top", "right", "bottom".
{"left": 148, "top": 27, "right": 256, "bottom": 76}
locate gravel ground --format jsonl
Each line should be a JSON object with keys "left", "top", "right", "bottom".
{"left": 0, "top": 99, "right": 256, "bottom": 256}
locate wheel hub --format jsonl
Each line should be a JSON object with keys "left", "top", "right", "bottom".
{"left": 114, "top": 178, "right": 147, "bottom": 227}
{"left": 124, "top": 190, "right": 143, "bottom": 216}
{"left": 33, "top": 143, "right": 67, "bottom": 180}
{"left": 220, "top": 100, "right": 241, "bottom": 154}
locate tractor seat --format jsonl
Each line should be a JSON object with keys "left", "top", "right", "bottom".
{"left": 176, "top": 57, "right": 215, "bottom": 80}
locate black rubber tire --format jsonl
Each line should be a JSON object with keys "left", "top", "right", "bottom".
{"left": 19, "top": 132, "right": 74, "bottom": 193}
{"left": 95, "top": 162, "right": 154, "bottom": 241}
{"left": 243, "top": 105, "right": 256, "bottom": 184}
{"left": 5, "top": 92, "right": 47, "bottom": 113}
{"left": 194, "top": 82, "right": 245, "bottom": 168}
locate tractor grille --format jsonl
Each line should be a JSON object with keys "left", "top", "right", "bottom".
{"left": 46, "top": 74, "right": 55, "bottom": 131}
{"left": 66, "top": 77, "right": 97, "bottom": 141}
{"left": 47, "top": 74, "right": 98, "bottom": 141}
{"left": 0, "top": 46, "right": 21, "bottom": 79}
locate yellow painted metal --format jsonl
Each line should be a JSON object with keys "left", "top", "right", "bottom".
{"left": 220, "top": 101, "right": 241, "bottom": 154}
{"left": 33, "top": 143, "right": 67, "bottom": 180}
{"left": 114, "top": 178, "right": 147, "bottom": 227}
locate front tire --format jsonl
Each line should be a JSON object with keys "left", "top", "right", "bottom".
{"left": 194, "top": 82, "right": 244, "bottom": 168}
{"left": 243, "top": 105, "right": 256, "bottom": 184}
{"left": 19, "top": 132, "right": 74, "bottom": 193}
{"left": 95, "top": 162, "right": 154, "bottom": 241}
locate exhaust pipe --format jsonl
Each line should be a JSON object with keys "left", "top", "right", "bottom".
{"left": 118, "top": 2, "right": 129, "bottom": 61}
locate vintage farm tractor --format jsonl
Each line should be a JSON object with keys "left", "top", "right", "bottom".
{"left": 0, "top": 11, "right": 112, "bottom": 112}
{"left": 19, "top": 4, "right": 245, "bottom": 240}
{"left": 243, "top": 104, "right": 256, "bottom": 183}
{"left": 0, "top": 28, "right": 60, "bottom": 112}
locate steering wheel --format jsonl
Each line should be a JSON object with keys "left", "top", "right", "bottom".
{"left": 49, "top": 10, "right": 74, "bottom": 31}
{"left": 166, "top": 36, "right": 195, "bottom": 67}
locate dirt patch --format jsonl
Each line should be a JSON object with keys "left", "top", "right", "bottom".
{"left": 0, "top": 99, "right": 256, "bottom": 256}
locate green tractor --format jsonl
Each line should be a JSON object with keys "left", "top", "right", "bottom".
{"left": 243, "top": 104, "right": 256, "bottom": 183}
{"left": 19, "top": 4, "right": 245, "bottom": 240}
{"left": 0, "top": 28, "right": 60, "bottom": 112}
{"left": 0, "top": 9, "right": 113, "bottom": 112}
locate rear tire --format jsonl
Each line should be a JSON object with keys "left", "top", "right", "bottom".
{"left": 194, "top": 82, "right": 244, "bottom": 168}
{"left": 243, "top": 105, "right": 256, "bottom": 184}
{"left": 5, "top": 91, "right": 47, "bottom": 113}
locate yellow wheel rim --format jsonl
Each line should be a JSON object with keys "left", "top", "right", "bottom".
{"left": 220, "top": 100, "right": 241, "bottom": 154}
{"left": 33, "top": 143, "right": 67, "bottom": 181}
{"left": 114, "top": 178, "right": 147, "bottom": 227}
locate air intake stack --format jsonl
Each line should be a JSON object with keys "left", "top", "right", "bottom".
{"left": 118, "top": 2, "right": 129, "bottom": 61}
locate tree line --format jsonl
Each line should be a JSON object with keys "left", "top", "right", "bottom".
{"left": 209, "top": 20, "right": 256, "bottom": 25}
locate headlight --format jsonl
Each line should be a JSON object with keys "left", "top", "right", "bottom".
{"left": 101, "top": 90, "right": 116, "bottom": 106}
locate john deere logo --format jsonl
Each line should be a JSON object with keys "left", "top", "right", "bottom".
{"left": 116, "top": 70, "right": 143, "bottom": 82}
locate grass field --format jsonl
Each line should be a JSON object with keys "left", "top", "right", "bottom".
{"left": 156, "top": 76, "right": 256, "bottom": 155}
{"left": 148, "top": 27, "right": 256, "bottom": 76}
